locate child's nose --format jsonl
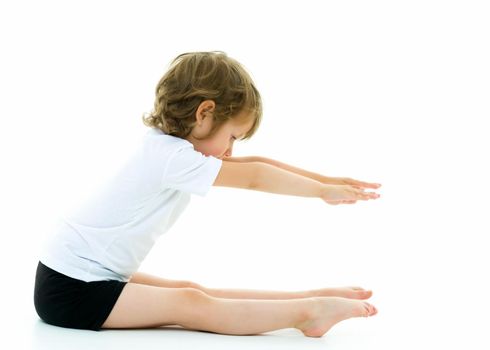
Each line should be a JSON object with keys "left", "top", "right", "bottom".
{"left": 224, "top": 144, "right": 233, "bottom": 157}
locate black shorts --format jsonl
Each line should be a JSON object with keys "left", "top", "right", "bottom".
{"left": 34, "top": 261, "right": 127, "bottom": 331}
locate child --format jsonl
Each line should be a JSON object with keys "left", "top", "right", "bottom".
{"left": 34, "top": 51, "right": 381, "bottom": 337}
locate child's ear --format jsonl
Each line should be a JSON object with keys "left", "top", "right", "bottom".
{"left": 196, "top": 100, "right": 216, "bottom": 123}
{"left": 199, "top": 99, "right": 215, "bottom": 107}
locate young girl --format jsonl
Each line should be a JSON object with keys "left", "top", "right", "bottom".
{"left": 34, "top": 51, "right": 381, "bottom": 337}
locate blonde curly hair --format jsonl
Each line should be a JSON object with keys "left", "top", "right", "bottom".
{"left": 142, "top": 51, "right": 262, "bottom": 141}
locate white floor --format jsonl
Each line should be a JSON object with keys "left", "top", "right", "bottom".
{"left": 3, "top": 258, "right": 489, "bottom": 350}
{"left": 10, "top": 303, "right": 490, "bottom": 350}
{"left": 29, "top": 320, "right": 372, "bottom": 350}
{"left": 7, "top": 307, "right": 419, "bottom": 350}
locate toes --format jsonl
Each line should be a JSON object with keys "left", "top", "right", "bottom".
{"left": 364, "top": 303, "right": 371, "bottom": 316}
{"left": 362, "top": 302, "right": 378, "bottom": 316}
{"left": 351, "top": 286, "right": 364, "bottom": 290}
{"left": 361, "top": 290, "right": 373, "bottom": 299}
{"left": 349, "top": 287, "right": 373, "bottom": 299}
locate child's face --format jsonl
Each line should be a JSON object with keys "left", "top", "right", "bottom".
{"left": 185, "top": 110, "right": 255, "bottom": 160}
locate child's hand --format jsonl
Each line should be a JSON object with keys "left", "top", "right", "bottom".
{"left": 321, "top": 184, "right": 380, "bottom": 205}
{"left": 325, "top": 176, "right": 382, "bottom": 190}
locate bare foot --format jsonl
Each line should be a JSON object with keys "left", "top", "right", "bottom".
{"left": 296, "top": 297, "right": 378, "bottom": 338}
{"left": 309, "top": 286, "right": 373, "bottom": 300}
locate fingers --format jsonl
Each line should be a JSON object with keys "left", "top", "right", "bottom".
{"left": 348, "top": 179, "right": 382, "bottom": 189}
{"left": 360, "top": 192, "right": 380, "bottom": 200}
{"left": 353, "top": 188, "right": 380, "bottom": 201}
{"left": 325, "top": 185, "right": 381, "bottom": 205}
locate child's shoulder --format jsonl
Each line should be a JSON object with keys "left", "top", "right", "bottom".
{"left": 144, "top": 128, "right": 193, "bottom": 150}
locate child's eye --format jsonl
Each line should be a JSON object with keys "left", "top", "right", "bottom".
{"left": 231, "top": 136, "right": 237, "bottom": 141}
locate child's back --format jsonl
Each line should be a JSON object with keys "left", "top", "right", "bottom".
{"left": 40, "top": 128, "right": 222, "bottom": 282}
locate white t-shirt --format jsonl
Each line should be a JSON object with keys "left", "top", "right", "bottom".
{"left": 39, "top": 128, "right": 223, "bottom": 282}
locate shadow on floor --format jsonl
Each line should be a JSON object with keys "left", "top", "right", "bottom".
{"left": 29, "top": 319, "right": 327, "bottom": 350}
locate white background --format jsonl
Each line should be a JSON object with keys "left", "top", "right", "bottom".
{"left": 1, "top": 0, "right": 489, "bottom": 349}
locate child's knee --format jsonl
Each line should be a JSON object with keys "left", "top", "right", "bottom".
{"left": 179, "top": 287, "right": 212, "bottom": 303}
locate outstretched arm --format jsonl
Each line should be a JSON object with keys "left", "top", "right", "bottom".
{"left": 223, "top": 156, "right": 381, "bottom": 190}
{"left": 223, "top": 156, "right": 330, "bottom": 182}
{"left": 213, "top": 160, "right": 379, "bottom": 203}
{"left": 213, "top": 160, "right": 324, "bottom": 198}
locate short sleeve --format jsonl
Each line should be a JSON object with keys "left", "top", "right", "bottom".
{"left": 162, "top": 146, "right": 223, "bottom": 197}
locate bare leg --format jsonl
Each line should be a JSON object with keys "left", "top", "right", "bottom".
{"left": 202, "top": 286, "right": 373, "bottom": 300}
{"left": 187, "top": 295, "right": 312, "bottom": 335}
{"left": 129, "top": 271, "right": 373, "bottom": 300}
{"left": 102, "top": 283, "right": 377, "bottom": 337}
{"left": 103, "top": 283, "right": 311, "bottom": 335}
{"left": 129, "top": 272, "right": 196, "bottom": 288}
